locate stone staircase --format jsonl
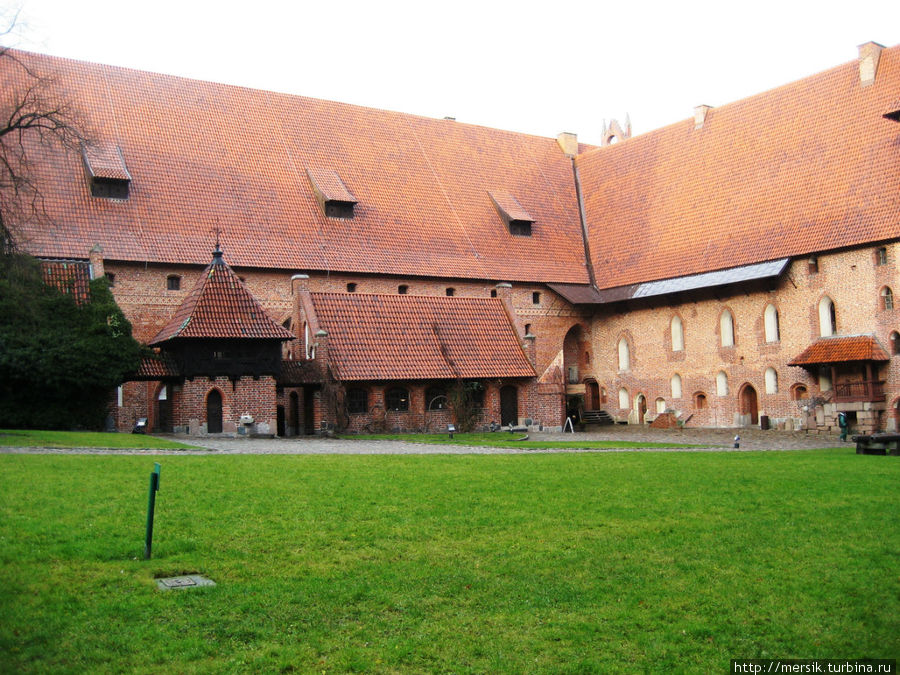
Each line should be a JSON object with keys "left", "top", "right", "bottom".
{"left": 581, "top": 409, "right": 615, "bottom": 425}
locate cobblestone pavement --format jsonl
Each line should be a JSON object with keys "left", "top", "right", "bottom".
{"left": 2, "top": 426, "right": 851, "bottom": 455}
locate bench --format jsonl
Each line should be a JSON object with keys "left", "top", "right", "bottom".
{"left": 852, "top": 434, "right": 900, "bottom": 456}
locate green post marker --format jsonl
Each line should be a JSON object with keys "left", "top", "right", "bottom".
{"left": 144, "top": 463, "right": 161, "bottom": 560}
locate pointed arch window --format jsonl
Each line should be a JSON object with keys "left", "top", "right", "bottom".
{"left": 818, "top": 296, "right": 836, "bottom": 337}
{"left": 671, "top": 315, "right": 684, "bottom": 351}
{"left": 617, "top": 338, "right": 631, "bottom": 371}
{"left": 764, "top": 304, "right": 780, "bottom": 343}
{"left": 764, "top": 367, "right": 778, "bottom": 394}
{"left": 720, "top": 309, "right": 735, "bottom": 347}
{"left": 716, "top": 371, "right": 729, "bottom": 396}
{"left": 618, "top": 387, "right": 629, "bottom": 409}
{"left": 881, "top": 287, "right": 894, "bottom": 311}
{"left": 671, "top": 373, "right": 682, "bottom": 399}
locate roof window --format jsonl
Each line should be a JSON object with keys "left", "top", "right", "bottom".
{"left": 82, "top": 143, "right": 131, "bottom": 199}
{"left": 489, "top": 191, "right": 534, "bottom": 237}
{"left": 307, "top": 168, "right": 357, "bottom": 219}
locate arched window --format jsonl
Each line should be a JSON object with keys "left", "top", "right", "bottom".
{"left": 425, "top": 386, "right": 448, "bottom": 410}
{"left": 671, "top": 316, "right": 684, "bottom": 351}
{"left": 716, "top": 371, "right": 729, "bottom": 396}
{"left": 791, "top": 384, "right": 808, "bottom": 401}
{"left": 617, "top": 338, "right": 631, "bottom": 371}
{"left": 694, "top": 392, "right": 708, "bottom": 409}
{"left": 671, "top": 373, "right": 682, "bottom": 399}
{"left": 618, "top": 387, "right": 629, "bottom": 409}
{"left": 818, "top": 296, "right": 837, "bottom": 337}
{"left": 346, "top": 388, "right": 369, "bottom": 414}
{"left": 655, "top": 397, "right": 666, "bottom": 414}
{"left": 881, "top": 287, "right": 894, "bottom": 311}
{"left": 764, "top": 304, "right": 780, "bottom": 343}
{"left": 720, "top": 309, "right": 735, "bottom": 347}
{"left": 764, "top": 367, "right": 778, "bottom": 394}
{"left": 385, "top": 387, "right": 410, "bottom": 412}
{"left": 891, "top": 331, "right": 900, "bottom": 355}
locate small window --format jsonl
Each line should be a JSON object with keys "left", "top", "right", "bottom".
{"left": 532, "top": 291, "right": 541, "bottom": 305}
{"left": 106, "top": 273, "right": 115, "bottom": 287}
{"left": 671, "top": 315, "right": 684, "bottom": 351}
{"left": 818, "top": 296, "right": 837, "bottom": 337}
{"left": 655, "top": 398, "right": 666, "bottom": 414}
{"left": 618, "top": 338, "right": 631, "bottom": 371}
{"left": 890, "top": 331, "right": 900, "bottom": 355}
{"left": 720, "top": 309, "right": 735, "bottom": 347}
{"left": 716, "top": 371, "right": 728, "bottom": 396}
{"left": 346, "top": 283, "right": 357, "bottom": 293}
{"left": 446, "top": 288, "right": 455, "bottom": 297}
{"left": 385, "top": 387, "right": 410, "bottom": 412}
{"left": 166, "top": 275, "right": 181, "bottom": 291}
{"left": 490, "top": 289, "right": 497, "bottom": 298}
{"left": 509, "top": 220, "right": 532, "bottom": 237}
{"left": 324, "top": 201, "right": 354, "bottom": 219}
{"left": 808, "top": 256, "right": 819, "bottom": 275}
{"left": 346, "top": 388, "right": 368, "bottom": 415}
{"left": 524, "top": 324, "right": 532, "bottom": 335}
{"left": 791, "top": 384, "right": 808, "bottom": 400}
{"left": 671, "top": 373, "right": 682, "bottom": 399}
{"left": 694, "top": 392, "right": 708, "bottom": 409}
{"left": 876, "top": 247, "right": 888, "bottom": 265}
{"left": 764, "top": 304, "right": 780, "bottom": 343}
{"left": 765, "top": 367, "right": 778, "bottom": 394}
{"left": 567, "top": 366, "right": 579, "bottom": 384}
{"left": 881, "top": 287, "right": 894, "bottom": 311}
{"left": 398, "top": 285, "right": 408, "bottom": 295}
{"left": 618, "top": 387, "right": 629, "bottom": 409}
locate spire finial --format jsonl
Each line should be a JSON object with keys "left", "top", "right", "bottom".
{"left": 211, "top": 226, "right": 225, "bottom": 263}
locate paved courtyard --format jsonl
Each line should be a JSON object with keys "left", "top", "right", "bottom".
{"left": 2, "top": 426, "right": 851, "bottom": 455}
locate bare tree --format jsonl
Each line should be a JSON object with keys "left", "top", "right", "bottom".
{"left": 0, "top": 10, "right": 85, "bottom": 256}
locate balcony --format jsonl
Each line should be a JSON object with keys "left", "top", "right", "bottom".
{"left": 833, "top": 380, "right": 885, "bottom": 403}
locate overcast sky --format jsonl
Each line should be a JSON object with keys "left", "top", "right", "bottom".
{"left": 4, "top": 0, "right": 899, "bottom": 145}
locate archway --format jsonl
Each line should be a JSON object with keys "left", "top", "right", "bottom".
{"left": 635, "top": 393, "right": 647, "bottom": 424}
{"left": 585, "top": 380, "right": 600, "bottom": 411}
{"left": 500, "top": 385, "right": 518, "bottom": 427}
{"left": 739, "top": 383, "right": 759, "bottom": 425}
{"left": 206, "top": 389, "right": 223, "bottom": 434}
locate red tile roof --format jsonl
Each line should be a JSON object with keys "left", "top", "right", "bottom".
{"left": 489, "top": 191, "right": 534, "bottom": 223}
{"left": 578, "top": 44, "right": 900, "bottom": 290}
{"left": 3, "top": 50, "right": 590, "bottom": 285}
{"left": 278, "top": 359, "right": 321, "bottom": 386}
{"left": 131, "top": 353, "right": 181, "bottom": 379}
{"left": 788, "top": 335, "right": 890, "bottom": 366}
{"left": 82, "top": 143, "right": 131, "bottom": 181}
{"left": 306, "top": 168, "right": 356, "bottom": 204}
{"left": 149, "top": 249, "right": 294, "bottom": 344}
{"left": 40, "top": 259, "right": 92, "bottom": 305}
{"left": 309, "top": 292, "right": 535, "bottom": 381}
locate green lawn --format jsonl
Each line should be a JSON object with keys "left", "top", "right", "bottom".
{"left": 0, "top": 449, "right": 896, "bottom": 673}
{"left": 0, "top": 429, "right": 196, "bottom": 450}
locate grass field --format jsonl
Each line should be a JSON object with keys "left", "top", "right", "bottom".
{"left": 341, "top": 432, "right": 702, "bottom": 449}
{"left": 0, "top": 429, "right": 196, "bottom": 449}
{"left": 0, "top": 448, "right": 897, "bottom": 673}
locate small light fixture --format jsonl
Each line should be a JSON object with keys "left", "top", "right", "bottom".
{"left": 448, "top": 423, "right": 456, "bottom": 439}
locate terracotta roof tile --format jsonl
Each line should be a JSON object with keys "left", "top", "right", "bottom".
{"left": 40, "top": 259, "right": 92, "bottom": 305}
{"left": 489, "top": 191, "right": 534, "bottom": 223}
{"left": 307, "top": 168, "right": 356, "bottom": 204}
{"left": 82, "top": 143, "right": 131, "bottom": 181}
{"left": 577, "top": 44, "right": 900, "bottom": 289}
{"left": 149, "top": 249, "right": 294, "bottom": 344}
{"left": 131, "top": 353, "right": 181, "bottom": 379}
{"left": 309, "top": 293, "right": 535, "bottom": 381}
{"left": 278, "top": 359, "right": 321, "bottom": 386}
{"left": 788, "top": 335, "right": 890, "bottom": 366}
{"left": 4, "top": 50, "right": 590, "bottom": 285}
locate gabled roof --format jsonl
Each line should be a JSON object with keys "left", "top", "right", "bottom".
{"left": 4, "top": 49, "right": 590, "bottom": 284}
{"left": 149, "top": 248, "right": 294, "bottom": 345}
{"left": 788, "top": 335, "right": 890, "bottom": 366}
{"left": 309, "top": 293, "right": 535, "bottom": 381}
{"left": 578, "top": 44, "right": 900, "bottom": 290}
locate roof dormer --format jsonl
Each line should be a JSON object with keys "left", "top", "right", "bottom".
{"left": 82, "top": 142, "right": 131, "bottom": 199}
{"left": 307, "top": 168, "right": 357, "bottom": 219}
{"left": 489, "top": 191, "right": 534, "bottom": 237}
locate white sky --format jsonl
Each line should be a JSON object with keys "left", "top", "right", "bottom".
{"left": 4, "top": 0, "right": 900, "bottom": 145}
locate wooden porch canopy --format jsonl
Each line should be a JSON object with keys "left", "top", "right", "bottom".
{"left": 789, "top": 335, "right": 890, "bottom": 403}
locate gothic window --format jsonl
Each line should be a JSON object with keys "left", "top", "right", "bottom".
{"left": 671, "top": 315, "right": 684, "bottom": 351}
{"left": 881, "top": 287, "right": 894, "bottom": 311}
{"left": 764, "top": 304, "right": 780, "bottom": 342}
{"left": 818, "top": 296, "right": 837, "bottom": 337}
{"left": 618, "top": 387, "right": 629, "bottom": 409}
{"left": 765, "top": 367, "right": 778, "bottom": 394}
{"left": 720, "top": 309, "right": 735, "bottom": 347}
{"left": 716, "top": 371, "right": 729, "bottom": 396}
{"left": 671, "top": 373, "right": 683, "bottom": 399}
{"left": 694, "top": 392, "right": 708, "bottom": 409}
{"left": 617, "top": 337, "right": 631, "bottom": 371}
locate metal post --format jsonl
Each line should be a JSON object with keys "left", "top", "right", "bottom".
{"left": 144, "top": 463, "right": 161, "bottom": 560}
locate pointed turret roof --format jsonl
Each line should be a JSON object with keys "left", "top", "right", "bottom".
{"left": 149, "top": 248, "right": 294, "bottom": 345}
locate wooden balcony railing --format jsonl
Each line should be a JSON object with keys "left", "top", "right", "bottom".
{"left": 833, "top": 380, "right": 885, "bottom": 402}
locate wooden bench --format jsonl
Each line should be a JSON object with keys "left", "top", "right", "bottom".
{"left": 852, "top": 434, "right": 900, "bottom": 456}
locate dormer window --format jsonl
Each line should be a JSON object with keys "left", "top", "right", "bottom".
{"left": 82, "top": 143, "right": 131, "bottom": 200}
{"left": 489, "top": 191, "right": 534, "bottom": 237}
{"left": 307, "top": 168, "right": 357, "bottom": 219}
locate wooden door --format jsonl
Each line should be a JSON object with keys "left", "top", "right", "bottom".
{"left": 740, "top": 384, "right": 759, "bottom": 425}
{"left": 500, "top": 385, "right": 518, "bottom": 427}
{"left": 206, "top": 389, "right": 223, "bottom": 434}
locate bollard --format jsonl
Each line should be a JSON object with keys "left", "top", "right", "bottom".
{"left": 144, "top": 463, "right": 161, "bottom": 560}
{"left": 734, "top": 435, "right": 740, "bottom": 449}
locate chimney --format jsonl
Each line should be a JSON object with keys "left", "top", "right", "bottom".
{"left": 858, "top": 42, "right": 884, "bottom": 87}
{"left": 291, "top": 273, "right": 310, "bottom": 294}
{"left": 557, "top": 132, "right": 578, "bottom": 157}
{"left": 694, "top": 105, "right": 712, "bottom": 129}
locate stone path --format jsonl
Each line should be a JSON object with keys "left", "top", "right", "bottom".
{"left": 1, "top": 426, "right": 850, "bottom": 455}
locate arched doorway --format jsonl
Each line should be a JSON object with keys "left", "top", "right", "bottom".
{"left": 500, "top": 385, "right": 518, "bottom": 427}
{"left": 206, "top": 389, "right": 223, "bottom": 434}
{"left": 585, "top": 380, "right": 600, "bottom": 411}
{"left": 635, "top": 393, "right": 647, "bottom": 424}
{"left": 739, "top": 384, "right": 759, "bottom": 425}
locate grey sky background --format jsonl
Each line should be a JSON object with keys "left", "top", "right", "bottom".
{"left": 4, "top": 0, "right": 900, "bottom": 145}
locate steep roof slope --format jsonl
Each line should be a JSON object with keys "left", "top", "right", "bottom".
{"left": 577, "top": 44, "right": 900, "bottom": 290}
{"left": 310, "top": 293, "right": 535, "bottom": 381}
{"left": 2, "top": 50, "right": 589, "bottom": 284}
{"left": 150, "top": 249, "right": 293, "bottom": 344}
